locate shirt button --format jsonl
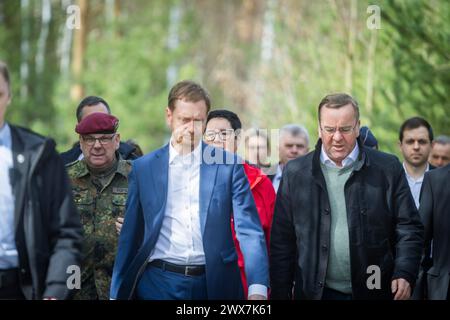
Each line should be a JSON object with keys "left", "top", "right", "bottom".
{"left": 324, "top": 208, "right": 330, "bottom": 215}
{"left": 318, "top": 281, "right": 324, "bottom": 287}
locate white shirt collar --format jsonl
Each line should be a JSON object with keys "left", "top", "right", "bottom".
{"left": 320, "top": 142, "right": 359, "bottom": 168}
{"left": 169, "top": 139, "right": 202, "bottom": 165}
{"left": 276, "top": 163, "right": 283, "bottom": 177}
{"left": 402, "top": 162, "right": 430, "bottom": 183}
{"left": 0, "top": 123, "right": 12, "bottom": 149}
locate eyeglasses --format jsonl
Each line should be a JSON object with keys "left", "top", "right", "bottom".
{"left": 203, "top": 129, "right": 235, "bottom": 142}
{"left": 81, "top": 134, "right": 116, "bottom": 146}
{"left": 320, "top": 123, "right": 357, "bottom": 136}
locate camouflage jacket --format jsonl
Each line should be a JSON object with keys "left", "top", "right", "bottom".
{"left": 66, "top": 159, "right": 132, "bottom": 300}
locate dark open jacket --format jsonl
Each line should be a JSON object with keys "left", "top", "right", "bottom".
{"left": 9, "top": 124, "right": 83, "bottom": 299}
{"left": 270, "top": 139, "right": 424, "bottom": 300}
{"left": 415, "top": 164, "right": 450, "bottom": 300}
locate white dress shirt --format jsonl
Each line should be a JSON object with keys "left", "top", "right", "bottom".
{"left": 0, "top": 123, "right": 19, "bottom": 269}
{"left": 149, "top": 140, "right": 205, "bottom": 265}
{"left": 403, "top": 163, "right": 429, "bottom": 209}
{"left": 320, "top": 143, "right": 360, "bottom": 168}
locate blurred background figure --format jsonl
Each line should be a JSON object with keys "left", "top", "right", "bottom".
{"left": 398, "top": 117, "right": 434, "bottom": 209}
{"left": 126, "top": 139, "right": 144, "bottom": 157}
{"left": 428, "top": 135, "right": 450, "bottom": 168}
{"left": 269, "top": 124, "right": 310, "bottom": 193}
{"left": 244, "top": 128, "right": 271, "bottom": 169}
{"left": 359, "top": 126, "right": 378, "bottom": 150}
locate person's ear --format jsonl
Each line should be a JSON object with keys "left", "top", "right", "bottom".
{"left": 166, "top": 107, "right": 172, "bottom": 128}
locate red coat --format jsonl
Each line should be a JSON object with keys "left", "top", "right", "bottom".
{"left": 231, "top": 163, "right": 276, "bottom": 298}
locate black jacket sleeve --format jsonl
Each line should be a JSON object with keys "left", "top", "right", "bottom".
{"left": 41, "top": 147, "right": 83, "bottom": 299}
{"left": 270, "top": 167, "right": 297, "bottom": 299}
{"left": 390, "top": 161, "right": 424, "bottom": 287}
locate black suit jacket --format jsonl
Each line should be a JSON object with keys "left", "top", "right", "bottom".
{"left": 418, "top": 164, "right": 450, "bottom": 300}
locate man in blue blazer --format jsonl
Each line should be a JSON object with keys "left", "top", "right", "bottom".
{"left": 110, "top": 80, "right": 269, "bottom": 300}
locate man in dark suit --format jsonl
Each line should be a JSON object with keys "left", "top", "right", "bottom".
{"left": 398, "top": 117, "right": 435, "bottom": 209}
{"left": 417, "top": 164, "right": 450, "bottom": 300}
{"left": 0, "top": 61, "right": 82, "bottom": 299}
{"left": 110, "top": 80, "right": 269, "bottom": 300}
{"left": 60, "top": 96, "right": 139, "bottom": 165}
{"left": 267, "top": 124, "right": 309, "bottom": 193}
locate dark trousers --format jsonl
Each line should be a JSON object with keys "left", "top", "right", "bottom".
{"left": 321, "top": 287, "right": 352, "bottom": 300}
{"left": 0, "top": 269, "right": 25, "bottom": 300}
{"left": 136, "top": 264, "right": 207, "bottom": 300}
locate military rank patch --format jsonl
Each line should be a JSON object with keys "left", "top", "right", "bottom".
{"left": 112, "top": 187, "right": 128, "bottom": 194}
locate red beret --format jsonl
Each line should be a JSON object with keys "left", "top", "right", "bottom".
{"left": 75, "top": 113, "right": 119, "bottom": 135}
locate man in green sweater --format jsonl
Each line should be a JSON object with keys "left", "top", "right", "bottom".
{"left": 270, "top": 93, "right": 424, "bottom": 300}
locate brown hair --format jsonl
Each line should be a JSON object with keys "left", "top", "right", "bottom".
{"left": 0, "top": 61, "right": 11, "bottom": 96}
{"left": 168, "top": 80, "right": 211, "bottom": 112}
{"left": 318, "top": 93, "right": 359, "bottom": 122}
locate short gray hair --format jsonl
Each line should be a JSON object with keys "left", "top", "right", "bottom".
{"left": 280, "top": 124, "right": 310, "bottom": 147}
{"left": 434, "top": 135, "right": 450, "bottom": 145}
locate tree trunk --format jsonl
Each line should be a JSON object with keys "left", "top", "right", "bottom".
{"left": 71, "top": 0, "right": 88, "bottom": 101}
{"left": 59, "top": 0, "right": 73, "bottom": 76}
{"left": 345, "top": 0, "right": 357, "bottom": 93}
{"left": 166, "top": 3, "right": 181, "bottom": 86}
{"left": 365, "top": 29, "right": 378, "bottom": 113}
{"left": 36, "top": 0, "right": 52, "bottom": 75}
{"left": 20, "top": 0, "right": 30, "bottom": 100}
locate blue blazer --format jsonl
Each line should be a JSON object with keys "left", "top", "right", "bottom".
{"left": 110, "top": 142, "right": 269, "bottom": 299}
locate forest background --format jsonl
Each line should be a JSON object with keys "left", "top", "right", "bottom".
{"left": 1, "top": 0, "right": 448, "bottom": 159}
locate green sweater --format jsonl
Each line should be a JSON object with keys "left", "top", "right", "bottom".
{"left": 320, "top": 162, "right": 354, "bottom": 294}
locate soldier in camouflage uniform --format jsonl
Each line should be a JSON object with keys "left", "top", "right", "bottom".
{"left": 66, "top": 112, "right": 132, "bottom": 300}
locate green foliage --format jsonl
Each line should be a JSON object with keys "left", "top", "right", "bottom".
{"left": 0, "top": 0, "right": 448, "bottom": 157}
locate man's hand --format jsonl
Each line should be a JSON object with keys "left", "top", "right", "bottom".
{"left": 248, "top": 294, "right": 267, "bottom": 300}
{"left": 391, "top": 278, "right": 411, "bottom": 300}
{"left": 115, "top": 217, "right": 124, "bottom": 235}
{"left": 172, "top": 123, "right": 192, "bottom": 146}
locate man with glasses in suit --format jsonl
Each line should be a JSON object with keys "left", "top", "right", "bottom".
{"left": 270, "top": 93, "right": 423, "bottom": 300}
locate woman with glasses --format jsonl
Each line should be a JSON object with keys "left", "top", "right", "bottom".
{"left": 204, "top": 109, "right": 276, "bottom": 299}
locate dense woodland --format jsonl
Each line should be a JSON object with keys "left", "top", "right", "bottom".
{"left": 0, "top": 0, "right": 448, "bottom": 158}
